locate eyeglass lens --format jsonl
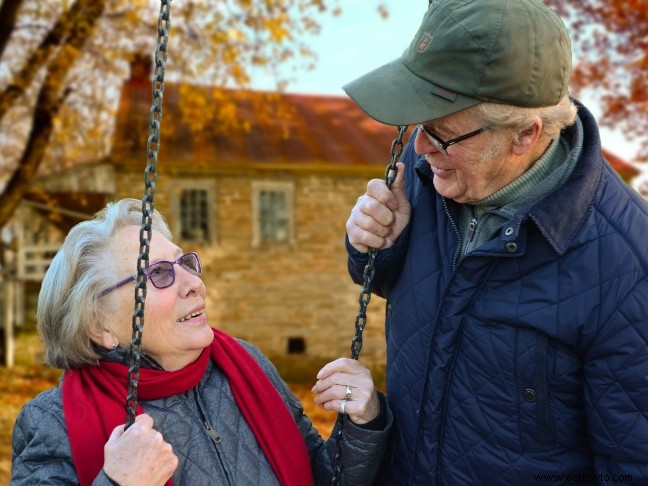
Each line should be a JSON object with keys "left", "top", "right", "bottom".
{"left": 149, "top": 253, "right": 201, "bottom": 289}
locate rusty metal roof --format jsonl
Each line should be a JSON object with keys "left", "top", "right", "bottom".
{"left": 111, "top": 81, "right": 409, "bottom": 172}
{"left": 111, "top": 76, "right": 638, "bottom": 179}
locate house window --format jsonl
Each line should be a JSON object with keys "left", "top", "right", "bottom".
{"left": 180, "top": 189, "right": 209, "bottom": 241}
{"left": 171, "top": 180, "right": 216, "bottom": 244}
{"left": 252, "top": 181, "right": 294, "bottom": 246}
{"left": 260, "top": 190, "right": 288, "bottom": 241}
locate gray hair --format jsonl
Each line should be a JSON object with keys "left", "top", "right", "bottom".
{"left": 470, "top": 95, "right": 578, "bottom": 162}
{"left": 37, "top": 198, "right": 172, "bottom": 369}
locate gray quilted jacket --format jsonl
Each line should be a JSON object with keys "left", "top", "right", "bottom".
{"left": 11, "top": 340, "right": 392, "bottom": 485}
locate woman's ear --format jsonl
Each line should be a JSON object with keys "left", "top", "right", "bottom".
{"left": 89, "top": 327, "right": 118, "bottom": 350}
{"left": 512, "top": 117, "right": 543, "bottom": 156}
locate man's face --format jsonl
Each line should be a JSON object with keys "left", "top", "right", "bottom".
{"left": 414, "top": 110, "right": 519, "bottom": 203}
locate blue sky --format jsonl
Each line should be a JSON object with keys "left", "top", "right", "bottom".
{"left": 252, "top": 2, "right": 424, "bottom": 96}
{"left": 250, "top": 1, "right": 641, "bottom": 163}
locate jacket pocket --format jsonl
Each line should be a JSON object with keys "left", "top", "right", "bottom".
{"left": 385, "top": 301, "right": 393, "bottom": 340}
{"left": 518, "top": 331, "right": 555, "bottom": 448}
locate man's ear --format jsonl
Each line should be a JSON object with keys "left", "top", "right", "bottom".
{"left": 512, "top": 117, "right": 543, "bottom": 156}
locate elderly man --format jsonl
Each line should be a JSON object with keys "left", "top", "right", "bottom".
{"left": 344, "top": 0, "right": 648, "bottom": 484}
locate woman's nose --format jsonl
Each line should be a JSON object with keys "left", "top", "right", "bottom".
{"left": 177, "top": 267, "right": 205, "bottom": 295}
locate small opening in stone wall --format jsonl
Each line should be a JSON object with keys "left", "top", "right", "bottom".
{"left": 287, "top": 337, "right": 306, "bottom": 354}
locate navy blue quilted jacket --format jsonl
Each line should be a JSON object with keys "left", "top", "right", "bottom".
{"left": 347, "top": 102, "right": 648, "bottom": 485}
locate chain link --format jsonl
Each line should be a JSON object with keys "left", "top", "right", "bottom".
{"left": 125, "top": 0, "right": 172, "bottom": 429}
{"left": 331, "top": 124, "right": 407, "bottom": 484}
{"left": 350, "top": 125, "right": 406, "bottom": 360}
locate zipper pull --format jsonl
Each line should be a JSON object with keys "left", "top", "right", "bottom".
{"left": 469, "top": 218, "right": 477, "bottom": 231}
{"left": 204, "top": 422, "right": 222, "bottom": 444}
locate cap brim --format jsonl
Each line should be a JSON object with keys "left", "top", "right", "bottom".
{"left": 342, "top": 58, "right": 481, "bottom": 126}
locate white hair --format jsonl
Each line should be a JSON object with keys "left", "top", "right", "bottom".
{"left": 37, "top": 198, "right": 172, "bottom": 369}
{"left": 470, "top": 95, "right": 578, "bottom": 162}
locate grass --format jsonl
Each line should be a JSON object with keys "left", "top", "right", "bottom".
{"left": 1, "top": 331, "right": 373, "bottom": 484}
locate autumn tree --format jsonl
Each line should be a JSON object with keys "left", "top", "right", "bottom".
{"left": 0, "top": 0, "right": 353, "bottom": 229}
{"left": 545, "top": 0, "right": 648, "bottom": 163}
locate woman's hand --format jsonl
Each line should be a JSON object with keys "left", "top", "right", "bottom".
{"left": 103, "top": 414, "right": 178, "bottom": 485}
{"left": 346, "top": 162, "right": 410, "bottom": 253}
{"left": 311, "top": 358, "right": 380, "bottom": 425}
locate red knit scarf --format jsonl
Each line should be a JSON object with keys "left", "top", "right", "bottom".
{"left": 62, "top": 328, "right": 313, "bottom": 486}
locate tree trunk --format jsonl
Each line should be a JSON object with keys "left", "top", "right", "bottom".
{"left": 0, "top": 0, "right": 106, "bottom": 229}
{"left": 0, "top": 0, "right": 107, "bottom": 124}
{"left": 0, "top": 0, "right": 24, "bottom": 60}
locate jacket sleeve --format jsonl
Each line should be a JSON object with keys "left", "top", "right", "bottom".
{"left": 583, "top": 277, "right": 648, "bottom": 483}
{"left": 346, "top": 225, "right": 411, "bottom": 300}
{"left": 320, "top": 393, "right": 392, "bottom": 486}
{"left": 11, "top": 392, "right": 114, "bottom": 486}
{"left": 239, "top": 341, "right": 393, "bottom": 486}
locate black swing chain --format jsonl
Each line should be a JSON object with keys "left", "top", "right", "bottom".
{"left": 123, "top": 0, "right": 407, "bottom": 473}
{"left": 125, "top": 0, "right": 172, "bottom": 429}
{"left": 330, "top": 124, "right": 408, "bottom": 484}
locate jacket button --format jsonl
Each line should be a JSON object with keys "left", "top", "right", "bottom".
{"left": 524, "top": 388, "right": 536, "bottom": 402}
{"left": 506, "top": 242, "right": 518, "bottom": 253}
{"left": 387, "top": 303, "right": 393, "bottom": 316}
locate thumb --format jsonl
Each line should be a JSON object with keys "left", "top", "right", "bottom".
{"left": 389, "top": 162, "right": 408, "bottom": 206}
{"left": 389, "top": 162, "right": 406, "bottom": 188}
{"left": 108, "top": 423, "right": 126, "bottom": 443}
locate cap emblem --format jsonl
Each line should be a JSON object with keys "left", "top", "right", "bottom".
{"left": 417, "top": 32, "right": 433, "bottom": 53}
{"left": 431, "top": 85, "right": 458, "bottom": 101}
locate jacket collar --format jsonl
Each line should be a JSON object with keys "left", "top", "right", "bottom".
{"left": 527, "top": 101, "right": 602, "bottom": 255}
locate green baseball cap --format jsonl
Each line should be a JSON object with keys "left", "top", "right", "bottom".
{"left": 343, "top": 0, "right": 572, "bottom": 126}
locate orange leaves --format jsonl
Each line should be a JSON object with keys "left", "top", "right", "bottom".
{"left": 263, "top": 14, "right": 292, "bottom": 43}
{"left": 545, "top": 0, "right": 648, "bottom": 161}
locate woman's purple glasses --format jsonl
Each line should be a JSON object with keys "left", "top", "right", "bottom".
{"left": 98, "top": 252, "right": 202, "bottom": 297}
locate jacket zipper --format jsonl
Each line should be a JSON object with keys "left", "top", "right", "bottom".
{"left": 203, "top": 421, "right": 222, "bottom": 445}
{"left": 411, "top": 197, "right": 463, "bottom": 486}
{"left": 193, "top": 391, "right": 233, "bottom": 485}
{"left": 435, "top": 261, "right": 499, "bottom": 486}
{"left": 442, "top": 197, "right": 462, "bottom": 269}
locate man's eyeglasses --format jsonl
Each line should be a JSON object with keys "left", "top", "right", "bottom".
{"left": 417, "top": 123, "right": 488, "bottom": 155}
{"left": 98, "top": 252, "right": 202, "bottom": 297}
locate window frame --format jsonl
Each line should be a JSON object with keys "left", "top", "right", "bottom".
{"left": 251, "top": 180, "right": 295, "bottom": 247}
{"left": 170, "top": 179, "right": 217, "bottom": 244}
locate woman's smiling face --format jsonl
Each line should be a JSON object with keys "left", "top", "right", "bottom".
{"left": 105, "top": 225, "right": 213, "bottom": 371}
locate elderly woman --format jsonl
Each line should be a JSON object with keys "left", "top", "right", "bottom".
{"left": 11, "top": 198, "right": 391, "bottom": 486}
